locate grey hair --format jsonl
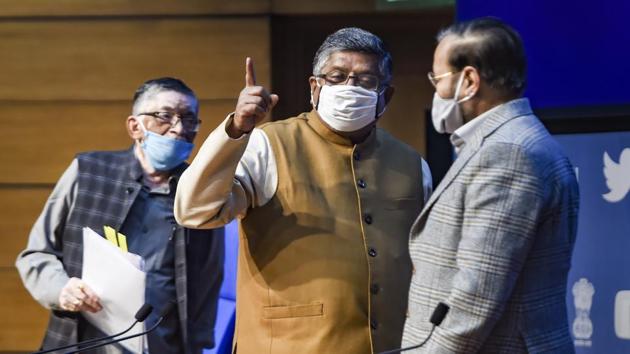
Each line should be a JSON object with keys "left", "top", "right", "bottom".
{"left": 131, "top": 77, "right": 198, "bottom": 116}
{"left": 312, "top": 27, "right": 393, "bottom": 86}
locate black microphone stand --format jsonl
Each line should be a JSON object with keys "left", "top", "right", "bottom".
{"left": 65, "top": 302, "right": 174, "bottom": 354}
{"left": 378, "top": 302, "right": 450, "bottom": 354}
{"left": 379, "top": 326, "right": 436, "bottom": 354}
{"left": 32, "top": 303, "right": 153, "bottom": 354}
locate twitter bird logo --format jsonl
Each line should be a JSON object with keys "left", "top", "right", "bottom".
{"left": 603, "top": 148, "right": 630, "bottom": 203}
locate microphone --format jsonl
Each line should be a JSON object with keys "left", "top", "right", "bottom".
{"left": 379, "top": 302, "right": 450, "bottom": 354}
{"left": 32, "top": 303, "right": 153, "bottom": 354}
{"left": 65, "top": 301, "right": 176, "bottom": 354}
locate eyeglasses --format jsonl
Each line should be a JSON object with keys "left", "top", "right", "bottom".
{"left": 316, "top": 70, "right": 381, "bottom": 91}
{"left": 427, "top": 71, "right": 460, "bottom": 87}
{"left": 138, "top": 111, "right": 201, "bottom": 132}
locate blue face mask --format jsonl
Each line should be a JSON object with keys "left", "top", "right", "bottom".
{"left": 138, "top": 120, "right": 194, "bottom": 171}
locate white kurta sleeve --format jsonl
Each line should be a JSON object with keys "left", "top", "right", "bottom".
{"left": 175, "top": 114, "right": 278, "bottom": 229}
{"left": 421, "top": 158, "right": 433, "bottom": 204}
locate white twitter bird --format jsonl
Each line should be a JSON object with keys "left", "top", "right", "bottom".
{"left": 603, "top": 148, "right": 630, "bottom": 203}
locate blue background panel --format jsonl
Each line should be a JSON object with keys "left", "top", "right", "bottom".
{"left": 555, "top": 132, "right": 630, "bottom": 353}
{"left": 457, "top": 0, "right": 630, "bottom": 108}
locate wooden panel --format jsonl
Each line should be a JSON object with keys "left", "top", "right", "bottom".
{"left": 0, "top": 17, "right": 270, "bottom": 100}
{"left": 0, "top": 0, "right": 270, "bottom": 17}
{"left": 0, "top": 99, "right": 238, "bottom": 183}
{"left": 0, "top": 189, "right": 52, "bottom": 268}
{"left": 272, "top": 0, "right": 373, "bottom": 14}
{"left": 0, "top": 0, "right": 447, "bottom": 17}
{"left": 366, "top": 14, "right": 449, "bottom": 155}
{"left": 0, "top": 269, "right": 48, "bottom": 349}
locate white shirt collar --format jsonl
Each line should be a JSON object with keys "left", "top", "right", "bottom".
{"left": 450, "top": 101, "right": 508, "bottom": 154}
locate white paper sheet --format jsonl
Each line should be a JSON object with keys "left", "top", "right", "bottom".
{"left": 81, "top": 227, "right": 146, "bottom": 353}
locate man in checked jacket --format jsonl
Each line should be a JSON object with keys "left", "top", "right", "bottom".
{"left": 402, "top": 18, "right": 579, "bottom": 353}
{"left": 16, "top": 78, "right": 224, "bottom": 353}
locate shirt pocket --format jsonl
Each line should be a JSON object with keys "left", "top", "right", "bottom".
{"left": 262, "top": 302, "right": 324, "bottom": 319}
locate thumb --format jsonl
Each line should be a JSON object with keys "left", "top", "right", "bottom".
{"left": 269, "top": 94, "right": 279, "bottom": 110}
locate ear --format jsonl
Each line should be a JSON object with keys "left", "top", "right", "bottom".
{"left": 308, "top": 76, "right": 320, "bottom": 108}
{"left": 382, "top": 85, "right": 395, "bottom": 105}
{"left": 463, "top": 66, "right": 480, "bottom": 97}
{"left": 126, "top": 115, "right": 145, "bottom": 141}
{"left": 375, "top": 85, "right": 395, "bottom": 118}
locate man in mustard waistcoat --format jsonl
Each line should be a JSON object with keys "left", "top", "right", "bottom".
{"left": 175, "top": 28, "right": 432, "bottom": 354}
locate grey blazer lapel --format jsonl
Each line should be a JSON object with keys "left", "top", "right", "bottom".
{"left": 409, "top": 135, "right": 480, "bottom": 236}
{"left": 409, "top": 98, "right": 534, "bottom": 236}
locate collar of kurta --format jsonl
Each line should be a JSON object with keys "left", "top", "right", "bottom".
{"left": 304, "top": 109, "right": 377, "bottom": 148}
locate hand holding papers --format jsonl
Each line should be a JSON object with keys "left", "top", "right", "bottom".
{"left": 81, "top": 227, "right": 146, "bottom": 353}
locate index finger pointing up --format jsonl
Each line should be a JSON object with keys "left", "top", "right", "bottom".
{"left": 245, "top": 57, "right": 256, "bottom": 87}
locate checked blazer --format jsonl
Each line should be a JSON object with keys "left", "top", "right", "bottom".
{"left": 402, "top": 98, "right": 579, "bottom": 353}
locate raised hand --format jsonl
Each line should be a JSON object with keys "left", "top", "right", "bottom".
{"left": 229, "top": 57, "right": 279, "bottom": 138}
{"left": 58, "top": 277, "right": 103, "bottom": 313}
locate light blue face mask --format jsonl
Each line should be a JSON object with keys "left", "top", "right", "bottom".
{"left": 138, "top": 119, "right": 194, "bottom": 171}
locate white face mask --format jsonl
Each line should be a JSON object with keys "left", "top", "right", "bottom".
{"left": 431, "top": 72, "right": 474, "bottom": 134}
{"left": 316, "top": 84, "right": 383, "bottom": 132}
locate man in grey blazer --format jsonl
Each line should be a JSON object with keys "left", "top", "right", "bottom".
{"left": 402, "top": 18, "right": 579, "bottom": 353}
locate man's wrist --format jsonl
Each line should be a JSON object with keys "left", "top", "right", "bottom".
{"left": 226, "top": 113, "right": 252, "bottom": 139}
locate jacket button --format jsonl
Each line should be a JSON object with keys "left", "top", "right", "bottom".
{"left": 353, "top": 151, "right": 361, "bottom": 161}
{"left": 368, "top": 248, "right": 377, "bottom": 257}
{"left": 357, "top": 179, "right": 366, "bottom": 189}
{"left": 126, "top": 187, "right": 134, "bottom": 194}
{"left": 364, "top": 214, "right": 373, "bottom": 224}
{"left": 370, "top": 284, "right": 380, "bottom": 294}
{"left": 370, "top": 319, "right": 378, "bottom": 330}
